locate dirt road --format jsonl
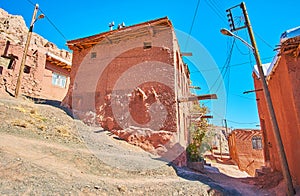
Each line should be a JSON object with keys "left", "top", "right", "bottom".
{"left": 0, "top": 94, "right": 283, "bottom": 195}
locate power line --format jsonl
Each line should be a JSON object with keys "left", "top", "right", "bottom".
{"left": 188, "top": 0, "right": 201, "bottom": 36}
{"left": 212, "top": 111, "right": 259, "bottom": 125}
{"left": 38, "top": 8, "right": 68, "bottom": 41}
{"left": 246, "top": 32, "right": 254, "bottom": 70}
{"left": 184, "top": 0, "right": 201, "bottom": 50}
{"left": 207, "top": 39, "right": 235, "bottom": 93}
{"left": 24, "top": 0, "right": 35, "bottom": 6}
{"left": 212, "top": 0, "right": 225, "bottom": 12}
{"left": 189, "top": 56, "right": 273, "bottom": 73}
{"left": 208, "top": 0, "right": 224, "bottom": 17}
{"left": 226, "top": 119, "right": 259, "bottom": 125}
{"left": 205, "top": 0, "right": 227, "bottom": 25}
{"left": 234, "top": 40, "right": 251, "bottom": 55}
{"left": 254, "top": 31, "right": 274, "bottom": 50}
{"left": 225, "top": 64, "right": 231, "bottom": 118}
{"left": 24, "top": 0, "right": 68, "bottom": 41}
{"left": 213, "top": 64, "right": 229, "bottom": 94}
{"left": 195, "top": 39, "right": 234, "bottom": 106}
{"left": 233, "top": 29, "right": 251, "bottom": 56}
{"left": 230, "top": 93, "right": 256, "bottom": 101}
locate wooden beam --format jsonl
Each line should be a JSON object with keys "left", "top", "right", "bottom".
{"left": 295, "top": 43, "right": 300, "bottom": 57}
{"left": 179, "top": 94, "right": 217, "bottom": 103}
{"left": 201, "top": 115, "right": 213, "bottom": 119}
{"left": 181, "top": 52, "right": 192, "bottom": 56}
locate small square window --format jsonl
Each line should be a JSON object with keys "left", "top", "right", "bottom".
{"left": 143, "top": 42, "right": 152, "bottom": 49}
{"left": 23, "top": 65, "right": 31, "bottom": 74}
{"left": 0, "top": 56, "right": 11, "bottom": 69}
{"left": 91, "top": 52, "right": 97, "bottom": 59}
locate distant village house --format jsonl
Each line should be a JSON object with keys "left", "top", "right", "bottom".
{"left": 228, "top": 129, "right": 265, "bottom": 176}
{"left": 0, "top": 8, "right": 71, "bottom": 101}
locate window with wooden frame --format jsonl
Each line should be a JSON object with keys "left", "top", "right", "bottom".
{"left": 52, "top": 72, "right": 67, "bottom": 88}
{"left": 143, "top": 42, "right": 152, "bottom": 49}
{"left": 252, "top": 135, "right": 263, "bottom": 150}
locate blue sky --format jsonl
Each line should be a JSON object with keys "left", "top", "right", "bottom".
{"left": 1, "top": 0, "right": 299, "bottom": 129}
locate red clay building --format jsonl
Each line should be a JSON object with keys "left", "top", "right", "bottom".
{"left": 62, "top": 17, "right": 192, "bottom": 165}
{"left": 228, "top": 129, "right": 265, "bottom": 176}
{"left": 0, "top": 8, "right": 71, "bottom": 101}
{"left": 0, "top": 40, "right": 71, "bottom": 101}
{"left": 253, "top": 27, "right": 300, "bottom": 185}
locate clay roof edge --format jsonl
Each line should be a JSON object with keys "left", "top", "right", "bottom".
{"left": 66, "top": 16, "right": 171, "bottom": 46}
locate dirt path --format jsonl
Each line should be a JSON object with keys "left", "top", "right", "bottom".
{"left": 0, "top": 94, "right": 281, "bottom": 195}
{"left": 0, "top": 133, "right": 201, "bottom": 195}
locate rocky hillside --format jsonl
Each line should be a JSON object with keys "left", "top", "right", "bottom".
{"left": 0, "top": 9, "right": 28, "bottom": 44}
{"left": 0, "top": 8, "right": 71, "bottom": 61}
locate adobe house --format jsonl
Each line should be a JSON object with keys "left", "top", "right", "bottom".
{"left": 62, "top": 17, "right": 192, "bottom": 165}
{"left": 228, "top": 129, "right": 265, "bottom": 176}
{"left": 0, "top": 41, "right": 71, "bottom": 101}
{"left": 0, "top": 8, "right": 71, "bottom": 101}
{"left": 253, "top": 27, "right": 300, "bottom": 185}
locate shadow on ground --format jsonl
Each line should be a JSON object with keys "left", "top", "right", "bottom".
{"left": 172, "top": 165, "right": 242, "bottom": 195}
{"left": 24, "top": 96, "right": 74, "bottom": 118}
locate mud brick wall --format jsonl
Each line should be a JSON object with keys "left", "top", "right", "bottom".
{"left": 0, "top": 42, "right": 44, "bottom": 96}
{"left": 228, "top": 129, "right": 265, "bottom": 176}
{"left": 0, "top": 8, "right": 71, "bottom": 100}
{"left": 62, "top": 19, "right": 191, "bottom": 166}
{"left": 253, "top": 52, "right": 300, "bottom": 185}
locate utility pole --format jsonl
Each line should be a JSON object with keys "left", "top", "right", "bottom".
{"left": 240, "top": 2, "right": 295, "bottom": 195}
{"left": 15, "top": 4, "right": 39, "bottom": 97}
{"left": 224, "top": 119, "right": 228, "bottom": 135}
{"left": 219, "top": 133, "right": 222, "bottom": 159}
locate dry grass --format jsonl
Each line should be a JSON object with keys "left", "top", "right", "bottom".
{"left": 11, "top": 105, "right": 47, "bottom": 122}
{"left": 11, "top": 119, "right": 29, "bottom": 128}
{"left": 3, "top": 98, "right": 82, "bottom": 144}
{"left": 36, "top": 124, "right": 47, "bottom": 131}
{"left": 30, "top": 113, "right": 47, "bottom": 122}
{"left": 10, "top": 105, "right": 48, "bottom": 132}
{"left": 11, "top": 106, "right": 27, "bottom": 113}
{"left": 55, "top": 125, "right": 71, "bottom": 137}
{"left": 30, "top": 108, "right": 37, "bottom": 114}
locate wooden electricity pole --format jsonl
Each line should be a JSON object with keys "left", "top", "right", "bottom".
{"left": 224, "top": 119, "right": 228, "bottom": 135}
{"left": 240, "top": 2, "right": 295, "bottom": 195}
{"left": 222, "top": 2, "right": 295, "bottom": 194}
{"left": 15, "top": 4, "right": 39, "bottom": 97}
{"left": 219, "top": 134, "right": 222, "bottom": 159}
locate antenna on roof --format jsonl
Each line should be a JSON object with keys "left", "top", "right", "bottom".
{"left": 109, "top": 21, "right": 115, "bottom": 30}
{"left": 118, "top": 22, "right": 126, "bottom": 29}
